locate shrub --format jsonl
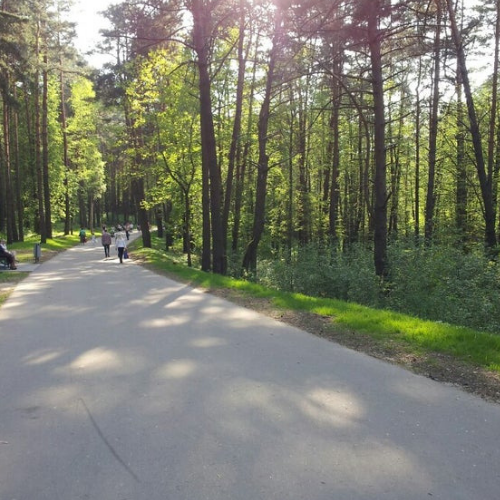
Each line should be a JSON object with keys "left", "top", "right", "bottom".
{"left": 256, "top": 241, "right": 500, "bottom": 334}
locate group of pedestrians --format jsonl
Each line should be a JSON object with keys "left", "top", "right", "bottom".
{"left": 101, "top": 227, "right": 128, "bottom": 263}
{"left": 78, "top": 224, "right": 132, "bottom": 264}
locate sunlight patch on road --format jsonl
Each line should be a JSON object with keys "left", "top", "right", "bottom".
{"left": 273, "top": 438, "right": 430, "bottom": 494}
{"left": 129, "top": 286, "right": 188, "bottom": 307}
{"left": 139, "top": 316, "right": 188, "bottom": 328}
{"left": 65, "top": 347, "right": 146, "bottom": 375}
{"left": 199, "top": 305, "right": 227, "bottom": 315}
{"left": 156, "top": 359, "right": 197, "bottom": 379}
{"left": 164, "top": 293, "right": 205, "bottom": 309}
{"left": 300, "top": 388, "right": 363, "bottom": 427}
{"left": 190, "top": 337, "right": 227, "bottom": 348}
{"left": 25, "top": 383, "right": 81, "bottom": 409}
{"left": 23, "top": 349, "right": 64, "bottom": 366}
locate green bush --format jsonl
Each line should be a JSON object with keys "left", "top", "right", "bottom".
{"left": 387, "top": 244, "right": 500, "bottom": 332}
{"left": 257, "top": 244, "right": 380, "bottom": 306}
{"left": 255, "top": 241, "right": 500, "bottom": 334}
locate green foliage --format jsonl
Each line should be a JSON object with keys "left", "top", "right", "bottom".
{"left": 254, "top": 241, "right": 500, "bottom": 334}
{"left": 386, "top": 244, "right": 500, "bottom": 333}
{"left": 257, "top": 244, "right": 381, "bottom": 306}
{"left": 0, "top": 231, "right": 80, "bottom": 253}
{"left": 67, "top": 76, "right": 106, "bottom": 202}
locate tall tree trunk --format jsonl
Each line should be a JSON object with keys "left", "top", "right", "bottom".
{"left": 2, "top": 79, "right": 17, "bottom": 243}
{"left": 446, "top": 0, "right": 497, "bottom": 249}
{"left": 328, "top": 71, "right": 341, "bottom": 247}
{"left": 42, "top": 53, "right": 52, "bottom": 239}
{"left": 191, "top": 0, "right": 224, "bottom": 274}
{"left": 222, "top": 0, "right": 247, "bottom": 258}
{"left": 89, "top": 195, "right": 95, "bottom": 233}
{"left": 414, "top": 86, "right": 421, "bottom": 243}
{"left": 368, "top": 4, "right": 388, "bottom": 277}
{"left": 388, "top": 89, "right": 405, "bottom": 239}
{"left": 183, "top": 191, "right": 192, "bottom": 267}
{"left": 59, "top": 59, "right": 71, "bottom": 236}
{"left": 456, "top": 70, "right": 467, "bottom": 247}
{"left": 35, "top": 20, "right": 46, "bottom": 243}
{"left": 242, "top": 6, "right": 282, "bottom": 274}
{"left": 12, "top": 84, "right": 23, "bottom": 241}
{"left": 425, "top": 0, "right": 442, "bottom": 244}
{"left": 487, "top": 0, "right": 500, "bottom": 221}
{"left": 296, "top": 85, "right": 311, "bottom": 246}
{"left": 287, "top": 101, "right": 294, "bottom": 254}
{"left": 232, "top": 36, "right": 259, "bottom": 254}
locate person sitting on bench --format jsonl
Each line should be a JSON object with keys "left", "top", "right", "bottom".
{"left": 0, "top": 239, "right": 17, "bottom": 270}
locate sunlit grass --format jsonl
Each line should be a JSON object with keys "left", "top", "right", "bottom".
{"left": 272, "top": 293, "right": 500, "bottom": 371}
{"left": 128, "top": 240, "right": 500, "bottom": 375}
{"left": 0, "top": 232, "right": 80, "bottom": 263}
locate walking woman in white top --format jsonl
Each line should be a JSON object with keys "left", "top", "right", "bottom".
{"left": 115, "top": 233, "right": 127, "bottom": 263}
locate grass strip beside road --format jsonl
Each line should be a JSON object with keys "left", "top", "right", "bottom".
{"left": 129, "top": 242, "right": 500, "bottom": 376}
{"left": 0, "top": 233, "right": 81, "bottom": 304}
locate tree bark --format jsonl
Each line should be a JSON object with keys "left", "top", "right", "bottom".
{"left": 446, "top": 0, "right": 497, "bottom": 249}
{"left": 2, "top": 75, "right": 18, "bottom": 243}
{"left": 42, "top": 52, "right": 52, "bottom": 239}
{"left": 35, "top": 18, "right": 46, "bottom": 243}
{"left": 222, "top": 0, "right": 246, "bottom": 258}
{"left": 191, "top": 0, "right": 225, "bottom": 274}
{"left": 487, "top": 0, "right": 500, "bottom": 222}
{"left": 12, "top": 84, "right": 23, "bottom": 241}
{"left": 232, "top": 34, "right": 259, "bottom": 254}
{"left": 328, "top": 67, "right": 341, "bottom": 246}
{"left": 368, "top": 4, "right": 388, "bottom": 277}
{"left": 456, "top": 69, "right": 468, "bottom": 247}
{"left": 242, "top": 5, "right": 282, "bottom": 274}
{"left": 424, "top": 0, "right": 442, "bottom": 244}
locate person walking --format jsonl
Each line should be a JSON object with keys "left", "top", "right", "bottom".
{"left": 79, "top": 228, "right": 86, "bottom": 244}
{"left": 101, "top": 228, "right": 112, "bottom": 258}
{"left": 115, "top": 233, "right": 127, "bottom": 264}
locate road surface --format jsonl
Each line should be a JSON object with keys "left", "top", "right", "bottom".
{"left": 0, "top": 237, "right": 499, "bottom": 499}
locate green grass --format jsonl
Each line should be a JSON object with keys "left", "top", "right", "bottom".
{"left": 0, "top": 233, "right": 80, "bottom": 263}
{"left": 128, "top": 240, "right": 500, "bottom": 375}
{"left": 0, "top": 232, "right": 81, "bottom": 303}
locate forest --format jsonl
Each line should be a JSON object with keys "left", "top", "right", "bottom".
{"left": 1, "top": 0, "right": 500, "bottom": 333}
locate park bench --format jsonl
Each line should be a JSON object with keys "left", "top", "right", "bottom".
{"left": 0, "top": 256, "right": 10, "bottom": 270}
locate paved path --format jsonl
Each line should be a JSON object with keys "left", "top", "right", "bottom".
{"left": 0, "top": 238, "right": 499, "bottom": 500}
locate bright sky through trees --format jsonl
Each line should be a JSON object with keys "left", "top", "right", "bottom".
{"left": 68, "top": 0, "right": 116, "bottom": 67}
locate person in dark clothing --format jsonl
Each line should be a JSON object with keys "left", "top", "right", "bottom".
{"left": 0, "top": 239, "right": 17, "bottom": 270}
{"left": 101, "top": 229, "right": 112, "bottom": 258}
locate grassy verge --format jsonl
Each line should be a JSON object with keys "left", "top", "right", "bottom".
{"left": 128, "top": 240, "right": 500, "bottom": 376}
{"left": 1, "top": 233, "right": 81, "bottom": 264}
{"left": 0, "top": 233, "right": 81, "bottom": 304}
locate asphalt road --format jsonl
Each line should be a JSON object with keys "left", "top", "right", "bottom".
{"left": 1, "top": 237, "right": 499, "bottom": 500}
